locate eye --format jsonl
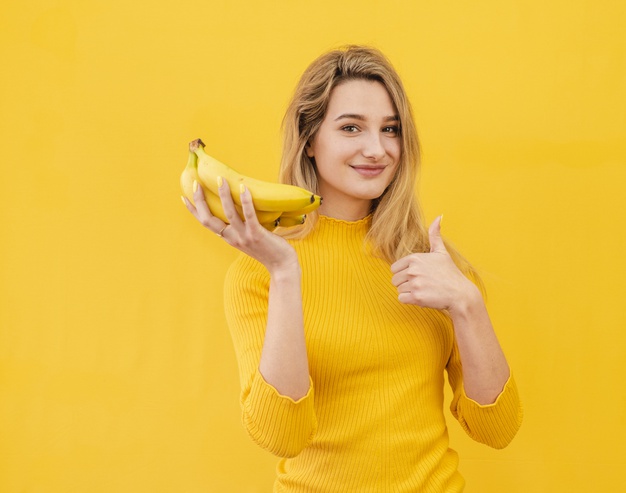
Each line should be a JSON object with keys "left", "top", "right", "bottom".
{"left": 341, "top": 125, "right": 359, "bottom": 133}
{"left": 382, "top": 125, "right": 400, "bottom": 135}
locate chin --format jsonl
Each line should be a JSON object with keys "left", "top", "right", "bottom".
{"left": 355, "top": 187, "right": 388, "bottom": 201}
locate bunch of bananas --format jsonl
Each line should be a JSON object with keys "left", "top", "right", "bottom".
{"left": 180, "top": 139, "right": 322, "bottom": 231}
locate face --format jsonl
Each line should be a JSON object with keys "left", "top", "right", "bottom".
{"left": 306, "top": 79, "right": 401, "bottom": 220}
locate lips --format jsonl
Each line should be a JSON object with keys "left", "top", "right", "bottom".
{"left": 350, "top": 165, "right": 387, "bottom": 177}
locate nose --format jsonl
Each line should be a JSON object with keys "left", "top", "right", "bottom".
{"left": 362, "top": 132, "right": 386, "bottom": 161}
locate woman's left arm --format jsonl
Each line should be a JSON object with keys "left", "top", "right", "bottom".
{"left": 391, "top": 216, "right": 510, "bottom": 405}
{"left": 445, "top": 284, "right": 510, "bottom": 404}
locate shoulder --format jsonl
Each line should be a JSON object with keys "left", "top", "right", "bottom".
{"left": 224, "top": 253, "right": 270, "bottom": 292}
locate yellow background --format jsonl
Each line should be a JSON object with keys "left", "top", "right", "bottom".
{"left": 1, "top": 1, "right": 625, "bottom": 491}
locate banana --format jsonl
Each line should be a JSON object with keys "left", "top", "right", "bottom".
{"left": 180, "top": 150, "right": 202, "bottom": 203}
{"left": 261, "top": 219, "right": 280, "bottom": 232}
{"left": 278, "top": 195, "right": 323, "bottom": 217}
{"left": 277, "top": 214, "right": 307, "bottom": 227}
{"left": 181, "top": 150, "right": 281, "bottom": 224}
{"left": 191, "top": 139, "right": 322, "bottom": 213}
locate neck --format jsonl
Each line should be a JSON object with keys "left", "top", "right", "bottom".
{"left": 318, "top": 200, "right": 372, "bottom": 221}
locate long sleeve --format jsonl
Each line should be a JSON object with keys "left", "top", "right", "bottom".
{"left": 446, "top": 338, "right": 523, "bottom": 449}
{"left": 223, "top": 254, "right": 317, "bottom": 458}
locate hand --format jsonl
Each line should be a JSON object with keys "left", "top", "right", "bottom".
{"left": 182, "top": 178, "right": 298, "bottom": 274}
{"left": 390, "top": 216, "right": 477, "bottom": 312}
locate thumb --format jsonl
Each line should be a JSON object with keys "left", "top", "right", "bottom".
{"left": 428, "top": 215, "right": 445, "bottom": 253}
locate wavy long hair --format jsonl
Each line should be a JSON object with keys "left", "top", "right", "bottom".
{"left": 278, "top": 45, "right": 481, "bottom": 284}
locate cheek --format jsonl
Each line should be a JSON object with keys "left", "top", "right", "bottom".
{"left": 388, "top": 140, "right": 402, "bottom": 166}
{"left": 316, "top": 139, "right": 351, "bottom": 166}
{"left": 385, "top": 158, "right": 402, "bottom": 187}
{"left": 389, "top": 140, "right": 402, "bottom": 161}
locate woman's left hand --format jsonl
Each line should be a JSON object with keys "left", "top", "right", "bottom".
{"left": 390, "top": 216, "right": 478, "bottom": 312}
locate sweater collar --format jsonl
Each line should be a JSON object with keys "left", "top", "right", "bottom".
{"left": 315, "top": 214, "right": 372, "bottom": 238}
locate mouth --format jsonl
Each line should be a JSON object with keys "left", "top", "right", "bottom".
{"left": 349, "top": 165, "right": 387, "bottom": 177}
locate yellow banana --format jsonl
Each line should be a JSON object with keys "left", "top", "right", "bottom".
{"left": 180, "top": 151, "right": 281, "bottom": 224}
{"left": 278, "top": 195, "right": 323, "bottom": 217}
{"left": 277, "top": 214, "right": 307, "bottom": 227}
{"left": 180, "top": 150, "right": 200, "bottom": 204}
{"left": 191, "top": 139, "right": 322, "bottom": 213}
{"left": 261, "top": 219, "right": 280, "bottom": 232}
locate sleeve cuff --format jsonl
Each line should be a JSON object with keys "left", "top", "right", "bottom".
{"left": 455, "top": 373, "right": 524, "bottom": 449}
{"left": 241, "top": 368, "right": 317, "bottom": 457}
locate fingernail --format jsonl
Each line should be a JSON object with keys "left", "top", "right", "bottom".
{"left": 192, "top": 180, "right": 198, "bottom": 193}
{"left": 440, "top": 214, "right": 444, "bottom": 227}
{"left": 181, "top": 196, "right": 187, "bottom": 206}
{"left": 240, "top": 183, "right": 246, "bottom": 194}
{"left": 217, "top": 176, "right": 223, "bottom": 188}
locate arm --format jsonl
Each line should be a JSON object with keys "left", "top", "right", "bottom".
{"left": 391, "top": 216, "right": 522, "bottom": 446}
{"left": 390, "top": 216, "right": 509, "bottom": 402}
{"left": 260, "top": 257, "right": 310, "bottom": 400}
{"left": 447, "top": 281, "right": 510, "bottom": 404}
{"left": 445, "top": 331, "right": 522, "bottom": 449}
{"left": 184, "top": 179, "right": 316, "bottom": 456}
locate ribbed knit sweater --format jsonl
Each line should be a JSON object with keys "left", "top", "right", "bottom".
{"left": 223, "top": 215, "right": 523, "bottom": 492}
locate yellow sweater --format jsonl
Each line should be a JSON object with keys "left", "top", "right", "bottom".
{"left": 223, "top": 215, "right": 523, "bottom": 492}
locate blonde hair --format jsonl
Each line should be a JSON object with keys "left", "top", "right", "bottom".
{"left": 278, "top": 45, "right": 481, "bottom": 285}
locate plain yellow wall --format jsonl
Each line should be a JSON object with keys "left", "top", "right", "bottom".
{"left": 1, "top": 1, "right": 625, "bottom": 491}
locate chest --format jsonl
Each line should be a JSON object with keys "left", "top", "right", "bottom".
{"left": 298, "top": 244, "right": 454, "bottom": 380}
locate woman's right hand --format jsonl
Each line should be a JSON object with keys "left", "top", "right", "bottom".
{"left": 182, "top": 178, "right": 299, "bottom": 275}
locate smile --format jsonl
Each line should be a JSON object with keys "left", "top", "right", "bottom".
{"left": 349, "top": 165, "right": 387, "bottom": 177}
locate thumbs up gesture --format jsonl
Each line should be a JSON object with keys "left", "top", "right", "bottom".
{"left": 391, "top": 216, "right": 477, "bottom": 312}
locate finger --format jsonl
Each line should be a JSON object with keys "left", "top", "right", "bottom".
{"left": 395, "top": 280, "right": 414, "bottom": 294}
{"left": 192, "top": 180, "right": 224, "bottom": 231}
{"left": 398, "top": 292, "right": 416, "bottom": 305}
{"left": 391, "top": 256, "right": 410, "bottom": 274}
{"left": 391, "top": 270, "right": 410, "bottom": 287}
{"left": 217, "top": 177, "right": 245, "bottom": 229}
{"left": 391, "top": 252, "right": 426, "bottom": 274}
{"left": 239, "top": 184, "right": 261, "bottom": 226}
{"left": 192, "top": 180, "right": 211, "bottom": 215}
{"left": 181, "top": 195, "right": 196, "bottom": 214}
{"left": 428, "top": 215, "right": 446, "bottom": 253}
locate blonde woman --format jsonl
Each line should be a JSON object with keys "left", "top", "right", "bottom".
{"left": 183, "top": 45, "right": 522, "bottom": 492}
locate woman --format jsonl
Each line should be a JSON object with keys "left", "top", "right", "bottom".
{"left": 183, "top": 45, "right": 522, "bottom": 492}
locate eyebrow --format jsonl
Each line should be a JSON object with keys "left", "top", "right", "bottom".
{"left": 334, "top": 113, "right": 400, "bottom": 122}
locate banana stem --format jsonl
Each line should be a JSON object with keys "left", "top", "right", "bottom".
{"left": 189, "top": 139, "right": 205, "bottom": 152}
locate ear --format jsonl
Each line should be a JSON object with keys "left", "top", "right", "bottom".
{"left": 305, "top": 141, "right": 314, "bottom": 158}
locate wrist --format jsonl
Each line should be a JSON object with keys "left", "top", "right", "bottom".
{"left": 267, "top": 253, "right": 301, "bottom": 282}
{"left": 448, "top": 282, "right": 483, "bottom": 321}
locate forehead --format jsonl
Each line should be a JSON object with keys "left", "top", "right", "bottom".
{"left": 326, "top": 79, "right": 397, "bottom": 118}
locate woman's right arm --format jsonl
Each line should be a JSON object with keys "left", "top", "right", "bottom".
{"left": 183, "top": 179, "right": 316, "bottom": 456}
{"left": 183, "top": 178, "right": 310, "bottom": 399}
{"left": 259, "top": 254, "right": 310, "bottom": 400}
